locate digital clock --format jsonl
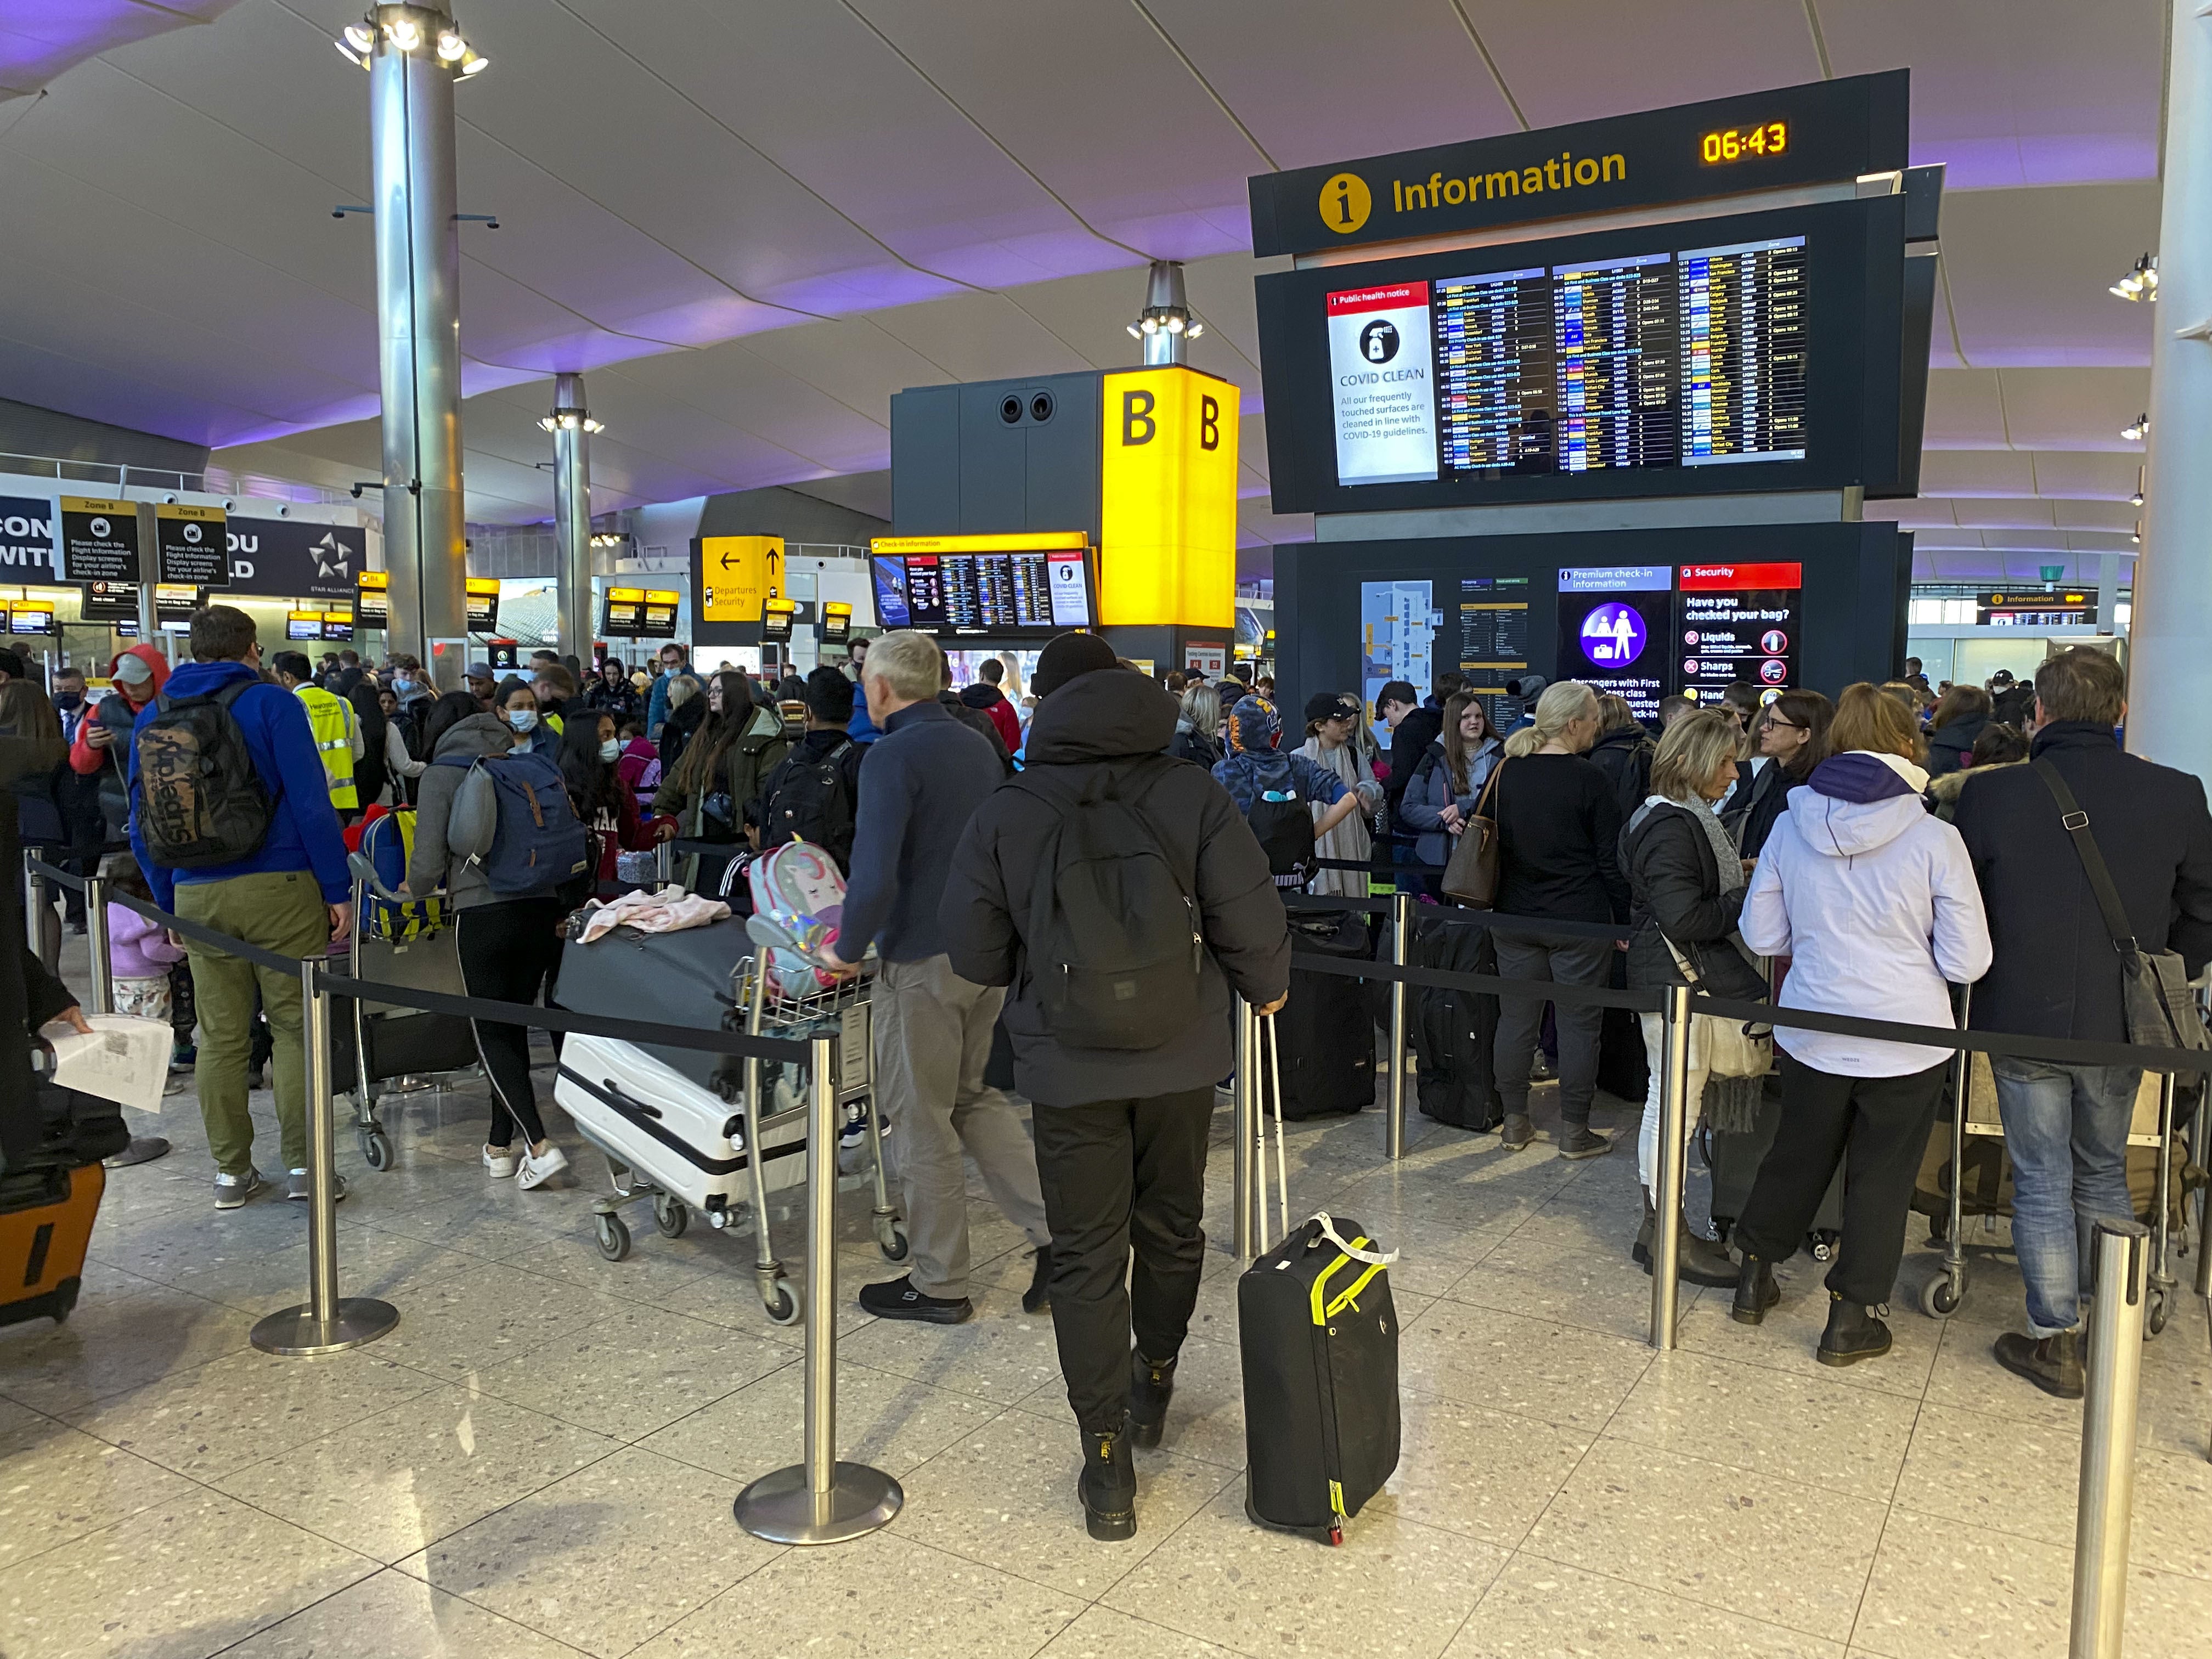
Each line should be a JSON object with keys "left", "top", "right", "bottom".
{"left": 1701, "top": 122, "right": 1788, "bottom": 163}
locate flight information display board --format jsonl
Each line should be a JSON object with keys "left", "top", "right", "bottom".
{"left": 870, "top": 540, "right": 1096, "bottom": 637}
{"left": 1257, "top": 196, "right": 1901, "bottom": 511}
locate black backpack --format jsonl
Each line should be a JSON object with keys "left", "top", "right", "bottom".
{"left": 761, "top": 740, "right": 855, "bottom": 870}
{"left": 1013, "top": 758, "right": 1205, "bottom": 1051}
{"left": 1244, "top": 767, "right": 1317, "bottom": 884}
{"left": 133, "top": 680, "right": 275, "bottom": 870}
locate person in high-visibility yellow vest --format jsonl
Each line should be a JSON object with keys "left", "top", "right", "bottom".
{"left": 272, "top": 650, "right": 365, "bottom": 820}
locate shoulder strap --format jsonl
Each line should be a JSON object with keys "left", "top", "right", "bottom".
{"left": 1472, "top": 755, "right": 1506, "bottom": 816}
{"left": 212, "top": 679, "right": 257, "bottom": 713}
{"left": 2032, "top": 758, "right": 2137, "bottom": 953}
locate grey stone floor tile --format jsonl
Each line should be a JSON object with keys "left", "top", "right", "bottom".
{"left": 1522, "top": 1438, "right": 1887, "bottom": 1641}
{"left": 0, "top": 1260, "right": 257, "bottom": 1414}
{"left": 838, "top": 1287, "right": 1068, "bottom": 1403}
{"left": 469, "top": 1303, "right": 793, "bottom": 1441}
{"left": 625, "top": 1531, "right": 1081, "bottom": 1657}
{"left": 167, "top": 1227, "right": 493, "bottom": 1318}
{"left": 1102, "top": 1483, "right": 1501, "bottom": 1658}
{"left": 1446, "top": 1555, "right": 1848, "bottom": 1657}
{"left": 1604, "top": 1347, "right": 1922, "bottom": 1502}
{"left": 0, "top": 1484, "right": 378, "bottom": 1659}
{"left": 0, "top": 1409, "right": 203, "bottom": 1571}
{"left": 222, "top": 1568, "right": 588, "bottom": 1658}
{"left": 363, "top": 1263, "right": 629, "bottom": 1383}
{"left": 891, "top": 1408, "right": 1237, "bottom": 1598}
{"left": 1035, "top": 1605, "right": 1242, "bottom": 1658}
{"left": 402, "top": 1444, "right": 782, "bottom": 1656}
{"left": 1853, "top": 1504, "right": 2212, "bottom": 1658}
{"left": 214, "top": 1384, "right": 623, "bottom": 1564}
{"left": 1009, "top": 1331, "right": 1250, "bottom": 1470}
{"left": 59, "top": 1347, "right": 436, "bottom": 1480}
{"left": 1400, "top": 1297, "right": 1654, "bottom": 1432}
{"left": 1672, "top": 1262, "right": 1939, "bottom": 1402}
{"left": 492, "top": 1220, "right": 725, "bottom": 1312}
{"left": 1442, "top": 1224, "right": 1708, "bottom": 1342}
{"left": 1372, "top": 1388, "right": 1592, "bottom": 1549}
{"left": 641, "top": 1356, "right": 1001, "bottom": 1483}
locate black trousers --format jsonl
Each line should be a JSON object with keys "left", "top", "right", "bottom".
{"left": 456, "top": 897, "right": 567, "bottom": 1148}
{"left": 1032, "top": 1086, "right": 1214, "bottom": 1432}
{"left": 1492, "top": 930, "right": 1613, "bottom": 1125}
{"left": 1734, "top": 1052, "right": 1948, "bottom": 1305}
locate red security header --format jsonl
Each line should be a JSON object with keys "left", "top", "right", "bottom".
{"left": 1678, "top": 562, "right": 1802, "bottom": 591}
{"left": 1327, "top": 282, "right": 1428, "bottom": 315}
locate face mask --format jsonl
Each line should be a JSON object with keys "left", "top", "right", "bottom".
{"left": 392, "top": 676, "right": 415, "bottom": 693}
{"left": 54, "top": 692, "right": 81, "bottom": 710}
{"left": 599, "top": 738, "right": 620, "bottom": 762}
{"left": 506, "top": 709, "right": 538, "bottom": 732}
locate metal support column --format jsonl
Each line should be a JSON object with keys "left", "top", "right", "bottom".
{"left": 2120, "top": 2, "right": 2212, "bottom": 778}
{"left": 735, "top": 1035, "right": 902, "bottom": 1543}
{"left": 1649, "top": 984, "right": 1691, "bottom": 1350}
{"left": 1233, "top": 999, "right": 1260, "bottom": 1261}
{"left": 250, "top": 959, "right": 399, "bottom": 1356}
{"left": 549, "top": 372, "right": 595, "bottom": 662}
{"left": 365, "top": 3, "right": 471, "bottom": 685}
{"left": 1385, "top": 889, "right": 1410, "bottom": 1160}
{"left": 2070, "top": 1219, "right": 2149, "bottom": 1658}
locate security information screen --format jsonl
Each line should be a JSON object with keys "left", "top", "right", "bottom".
{"left": 1677, "top": 562, "right": 1802, "bottom": 703}
{"left": 1557, "top": 566, "right": 1670, "bottom": 720}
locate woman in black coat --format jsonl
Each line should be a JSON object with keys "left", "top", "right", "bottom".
{"left": 1622, "top": 709, "right": 1770, "bottom": 1288}
{"left": 1923, "top": 684, "right": 1992, "bottom": 778}
{"left": 1727, "top": 689, "right": 1832, "bottom": 862}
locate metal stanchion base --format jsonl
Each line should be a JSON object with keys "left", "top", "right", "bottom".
{"left": 734, "top": 1462, "right": 903, "bottom": 1544}
{"left": 250, "top": 1297, "right": 399, "bottom": 1357}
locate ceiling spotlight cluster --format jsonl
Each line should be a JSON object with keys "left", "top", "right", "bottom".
{"left": 539, "top": 412, "right": 605, "bottom": 434}
{"left": 2108, "top": 252, "right": 2157, "bottom": 302}
{"left": 589, "top": 533, "right": 627, "bottom": 549}
{"left": 2121, "top": 412, "right": 2150, "bottom": 442}
{"left": 335, "top": 12, "right": 489, "bottom": 76}
{"left": 1126, "top": 314, "right": 1204, "bottom": 341}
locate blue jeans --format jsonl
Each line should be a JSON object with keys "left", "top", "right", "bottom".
{"left": 1990, "top": 1057, "right": 2140, "bottom": 1336}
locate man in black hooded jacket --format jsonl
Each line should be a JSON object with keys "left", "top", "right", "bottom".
{"left": 941, "top": 630, "right": 1289, "bottom": 1543}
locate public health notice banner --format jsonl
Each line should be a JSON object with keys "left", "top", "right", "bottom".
{"left": 1327, "top": 281, "right": 1436, "bottom": 486}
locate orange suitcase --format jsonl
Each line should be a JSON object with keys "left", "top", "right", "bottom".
{"left": 1, "top": 1160, "right": 104, "bottom": 1329}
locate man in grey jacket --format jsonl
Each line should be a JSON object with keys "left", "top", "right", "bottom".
{"left": 823, "top": 630, "right": 1052, "bottom": 1323}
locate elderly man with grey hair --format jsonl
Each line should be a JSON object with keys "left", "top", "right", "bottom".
{"left": 822, "top": 630, "right": 1052, "bottom": 1323}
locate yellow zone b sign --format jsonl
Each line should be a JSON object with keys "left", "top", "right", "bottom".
{"left": 700, "top": 535, "right": 782, "bottom": 623}
{"left": 1099, "top": 366, "right": 1238, "bottom": 628}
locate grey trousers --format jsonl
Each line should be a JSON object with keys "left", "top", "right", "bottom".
{"left": 872, "top": 953, "right": 1051, "bottom": 1299}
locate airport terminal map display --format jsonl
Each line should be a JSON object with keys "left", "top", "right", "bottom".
{"left": 1328, "top": 234, "right": 1807, "bottom": 487}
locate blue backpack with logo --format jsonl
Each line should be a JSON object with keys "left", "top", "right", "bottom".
{"left": 434, "top": 749, "right": 590, "bottom": 896}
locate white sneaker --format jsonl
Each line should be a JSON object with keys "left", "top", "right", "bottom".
{"left": 516, "top": 1142, "right": 568, "bottom": 1190}
{"left": 483, "top": 1145, "right": 518, "bottom": 1178}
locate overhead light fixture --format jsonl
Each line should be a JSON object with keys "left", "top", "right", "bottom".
{"left": 436, "top": 29, "right": 468, "bottom": 61}
{"left": 2121, "top": 413, "right": 2149, "bottom": 442}
{"left": 460, "top": 52, "right": 489, "bottom": 76}
{"left": 2109, "top": 252, "right": 2158, "bottom": 302}
{"left": 539, "top": 412, "right": 605, "bottom": 435}
{"left": 335, "top": 37, "right": 370, "bottom": 69}
{"left": 2132, "top": 527, "right": 2142, "bottom": 544}
{"left": 387, "top": 18, "right": 421, "bottom": 52}
{"left": 337, "top": 15, "right": 487, "bottom": 78}
{"left": 342, "top": 23, "right": 374, "bottom": 52}
{"left": 2131, "top": 490, "right": 2145, "bottom": 507}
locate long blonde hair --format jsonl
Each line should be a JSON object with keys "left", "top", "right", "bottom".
{"left": 1504, "top": 680, "right": 1598, "bottom": 759}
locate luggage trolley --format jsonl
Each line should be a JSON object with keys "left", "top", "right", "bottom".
{"left": 1920, "top": 984, "right": 2191, "bottom": 1334}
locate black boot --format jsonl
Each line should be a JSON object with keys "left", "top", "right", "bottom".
{"left": 1993, "top": 1329, "right": 2083, "bottom": 1399}
{"left": 1078, "top": 1418, "right": 1136, "bottom": 1541}
{"left": 1817, "top": 1293, "right": 1892, "bottom": 1367}
{"left": 1128, "top": 1350, "right": 1178, "bottom": 1448}
{"left": 1022, "top": 1247, "right": 1052, "bottom": 1315}
{"left": 1632, "top": 1193, "right": 1656, "bottom": 1267}
{"left": 1731, "top": 1252, "right": 1779, "bottom": 1324}
{"left": 1635, "top": 1191, "right": 1737, "bottom": 1289}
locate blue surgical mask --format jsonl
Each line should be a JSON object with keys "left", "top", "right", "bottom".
{"left": 392, "top": 675, "right": 415, "bottom": 693}
{"left": 506, "top": 709, "right": 538, "bottom": 732}
{"left": 599, "top": 738, "right": 620, "bottom": 762}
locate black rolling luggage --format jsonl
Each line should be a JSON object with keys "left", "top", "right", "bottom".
{"left": 1408, "top": 910, "right": 1503, "bottom": 1131}
{"left": 1706, "top": 1071, "right": 1843, "bottom": 1253}
{"left": 555, "top": 915, "right": 753, "bottom": 1092}
{"left": 1277, "top": 912, "right": 1374, "bottom": 1120}
{"left": 1239, "top": 1211, "right": 1401, "bottom": 1544}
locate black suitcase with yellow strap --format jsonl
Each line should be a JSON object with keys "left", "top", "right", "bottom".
{"left": 1238, "top": 1211, "right": 1401, "bottom": 1544}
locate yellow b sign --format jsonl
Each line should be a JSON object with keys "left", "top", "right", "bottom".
{"left": 700, "top": 535, "right": 782, "bottom": 623}
{"left": 1099, "top": 367, "right": 1238, "bottom": 629}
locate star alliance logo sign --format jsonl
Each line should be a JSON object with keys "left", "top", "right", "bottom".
{"left": 311, "top": 531, "right": 351, "bottom": 580}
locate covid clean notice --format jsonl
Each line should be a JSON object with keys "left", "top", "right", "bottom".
{"left": 1327, "top": 282, "right": 1437, "bottom": 486}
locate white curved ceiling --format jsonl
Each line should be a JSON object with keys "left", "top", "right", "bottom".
{"left": 0, "top": 0, "right": 2169, "bottom": 583}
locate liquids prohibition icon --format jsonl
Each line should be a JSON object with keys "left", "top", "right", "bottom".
{"left": 1319, "top": 172, "right": 1370, "bottom": 235}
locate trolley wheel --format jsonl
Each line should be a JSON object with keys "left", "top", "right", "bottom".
{"left": 762, "top": 1276, "right": 801, "bottom": 1325}
{"left": 360, "top": 1130, "right": 394, "bottom": 1171}
{"left": 876, "top": 1219, "right": 910, "bottom": 1262}
{"left": 595, "top": 1215, "right": 631, "bottom": 1263}
{"left": 2146, "top": 1288, "right": 2169, "bottom": 1338}
{"left": 1921, "top": 1274, "right": 1962, "bottom": 1319}
{"left": 653, "top": 1194, "right": 689, "bottom": 1239}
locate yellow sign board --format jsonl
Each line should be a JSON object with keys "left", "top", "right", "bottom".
{"left": 701, "top": 535, "right": 782, "bottom": 623}
{"left": 1098, "top": 366, "right": 1238, "bottom": 628}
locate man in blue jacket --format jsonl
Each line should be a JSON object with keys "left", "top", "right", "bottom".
{"left": 128, "top": 606, "right": 355, "bottom": 1209}
{"left": 644, "top": 642, "right": 691, "bottom": 739}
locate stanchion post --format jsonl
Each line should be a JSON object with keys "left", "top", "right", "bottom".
{"left": 83, "top": 873, "right": 112, "bottom": 1017}
{"left": 735, "top": 1034, "right": 902, "bottom": 1543}
{"left": 22, "top": 849, "right": 47, "bottom": 963}
{"left": 1386, "top": 889, "right": 1410, "bottom": 1161}
{"left": 656, "top": 837, "right": 674, "bottom": 885}
{"left": 250, "top": 958, "right": 399, "bottom": 1356}
{"left": 1232, "top": 998, "right": 1260, "bottom": 1261}
{"left": 2193, "top": 1071, "right": 2212, "bottom": 1300}
{"left": 2071, "top": 1218, "right": 2149, "bottom": 1658}
{"left": 1649, "top": 983, "right": 1691, "bottom": 1351}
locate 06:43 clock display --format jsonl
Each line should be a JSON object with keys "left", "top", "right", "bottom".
{"left": 1701, "top": 122, "right": 1788, "bottom": 163}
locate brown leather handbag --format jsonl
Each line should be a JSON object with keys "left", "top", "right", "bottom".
{"left": 1441, "top": 759, "right": 1506, "bottom": 908}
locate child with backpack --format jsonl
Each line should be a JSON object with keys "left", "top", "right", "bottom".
{"left": 615, "top": 720, "right": 661, "bottom": 816}
{"left": 746, "top": 667, "right": 866, "bottom": 872}
{"left": 1210, "top": 695, "right": 1362, "bottom": 889}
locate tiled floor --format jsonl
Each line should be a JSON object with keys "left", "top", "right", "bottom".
{"left": 5, "top": 952, "right": 2211, "bottom": 1658}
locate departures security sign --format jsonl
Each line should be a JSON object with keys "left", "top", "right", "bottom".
{"left": 155, "top": 503, "right": 228, "bottom": 588}
{"left": 59, "top": 496, "right": 143, "bottom": 584}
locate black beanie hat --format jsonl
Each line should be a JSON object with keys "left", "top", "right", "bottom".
{"left": 1031, "top": 631, "right": 1120, "bottom": 696}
